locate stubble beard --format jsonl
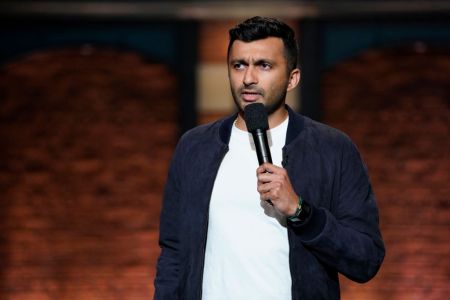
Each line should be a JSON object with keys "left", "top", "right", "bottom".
{"left": 231, "top": 84, "right": 288, "bottom": 116}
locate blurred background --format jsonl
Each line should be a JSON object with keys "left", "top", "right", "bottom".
{"left": 0, "top": 1, "right": 449, "bottom": 299}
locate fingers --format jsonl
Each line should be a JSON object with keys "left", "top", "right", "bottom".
{"left": 257, "top": 181, "right": 281, "bottom": 194}
{"left": 255, "top": 163, "right": 298, "bottom": 216}
{"left": 256, "top": 163, "right": 282, "bottom": 175}
{"left": 257, "top": 163, "right": 288, "bottom": 184}
{"left": 257, "top": 182, "right": 282, "bottom": 200}
{"left": 257, "top": 172, "right": 278, "bottom": 184}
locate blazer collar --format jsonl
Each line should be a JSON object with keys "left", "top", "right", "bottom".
{"left": 218, "top": 105, "right": 305, "bottom": 146}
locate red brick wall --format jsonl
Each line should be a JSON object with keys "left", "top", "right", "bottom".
{"left": 322, "top": 45, "right": 450, "bottom": 299}
{"left": 0, "top": 41, "right": 449, "bottom": 300}
{"left": 0, "top": 48, "right": 178, "bottom": 299}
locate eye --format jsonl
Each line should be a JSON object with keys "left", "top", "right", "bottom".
{"left": 260, "top": 62, "right": 272, "bottom": 70}
{"left": 233, "top": 63, "right": 245, "bottom": 70}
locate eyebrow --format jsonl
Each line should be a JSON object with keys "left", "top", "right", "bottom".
{"left": 254, "top": 59, "right": 275, "bottom": 66}
{"left": 229, "top": 58, "right": 275, "bottom": 65}
{"left": 229, "top": 59, "right": 247, "bottom": 65}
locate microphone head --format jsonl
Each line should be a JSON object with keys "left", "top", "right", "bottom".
{"left": 244, "top": 103, "right": 269, "bottom": 132}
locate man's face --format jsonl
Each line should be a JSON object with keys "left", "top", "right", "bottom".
{"left": 228, "top": 37, "right": 297, "bottom": 115}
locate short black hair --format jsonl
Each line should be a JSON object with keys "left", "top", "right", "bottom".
{"left": 227, "top": 16, "right": 299, "bottom": 72}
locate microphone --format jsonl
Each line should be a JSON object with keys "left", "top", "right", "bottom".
{"left": 244, "top": 103, "right": 272, "bottom": 165}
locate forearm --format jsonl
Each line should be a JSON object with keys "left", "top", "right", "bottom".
{"left": 154, "top": 202, "right": 181, "bottom": 299}
{"left": 154, "top": 147, "right": 183, "bottom": 299}
{"left": 288, "top": 197, "right": 385, "bottom": 283}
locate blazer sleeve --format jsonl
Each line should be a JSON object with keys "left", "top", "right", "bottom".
{"left": 289, "top": 137, "right": 385, "bottom": 283}
{"left": 154, "top": 140, "right": 184, "bottom": 299}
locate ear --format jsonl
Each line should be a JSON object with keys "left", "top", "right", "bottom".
{"left": 287, "top": 68, "right": 300, "bottom": 92}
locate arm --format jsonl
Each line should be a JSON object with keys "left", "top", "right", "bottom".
{"left": 257, "top": 140, "right": 385, "bottom": 283}
{"left": 154, "top": 143, "right": 183, "bottom": 299}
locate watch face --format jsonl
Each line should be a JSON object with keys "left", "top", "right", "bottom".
{"left": 288, "top": 216, "right": 302, "bottom": 223}
{"left": 287, "top": 213, "right": 303, "bottom": 222}
{"left": 288, "top": 200, "right": 310, "bottom": 224}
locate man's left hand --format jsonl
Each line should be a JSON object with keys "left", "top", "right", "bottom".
{"left": 256, "top": 163, "right": 299, "bottom": 216}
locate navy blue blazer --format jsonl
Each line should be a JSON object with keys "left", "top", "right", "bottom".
{"left": 154, "top": 106, "right": 385, "bottom": 299}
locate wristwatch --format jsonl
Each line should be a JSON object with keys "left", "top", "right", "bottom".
{"left": 287, "top": 196, "right": 310, "bottom": 223}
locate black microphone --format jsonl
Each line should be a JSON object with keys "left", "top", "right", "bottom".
{"left": 244, "top": 103, "right": 272, "bottom": 165}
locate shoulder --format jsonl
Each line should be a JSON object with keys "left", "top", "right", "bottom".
{"left": 305, "top": 118, "right": 367, "bottom": 168}
{"left": 305, "top": 117, "right": 352, "bottom": 143}
{"left": 174, "top": 116, "right": 232, "bottom": 156}
{"left": 167, "top": 117, "right": 231, "bottom": 176}
{"left": 179, "top": 119, "right": 222, "bottom": 146}
{"left": 290, "top": 113, "right": 358, "bottom": 156}
{"left": 286, "top": 106, "right": 353, "bottom": 148}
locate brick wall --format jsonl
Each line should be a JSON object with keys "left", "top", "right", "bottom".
{"left": 0, "top": 47, "right": 177, "bottom": 299}
{"left": 0, "top": 41, "right": 448, "bottom": 300}
{"left": 322, "top": 45, "right": 450, "bottom": 299}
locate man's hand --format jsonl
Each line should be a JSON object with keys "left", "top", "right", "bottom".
{"left": 256, "top": 163, "right": 299, "bottom": 217}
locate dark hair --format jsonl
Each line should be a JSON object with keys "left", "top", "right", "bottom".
{"left": 227, "top": 16, "right": 299, "bottom": 72}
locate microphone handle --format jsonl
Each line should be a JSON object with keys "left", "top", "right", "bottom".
{"left": 252, "top": 129, "right": 272, "bottom": 165}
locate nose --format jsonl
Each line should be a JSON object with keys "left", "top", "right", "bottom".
{"left": 243, "top": 66, "right": 257, "bottom": 86}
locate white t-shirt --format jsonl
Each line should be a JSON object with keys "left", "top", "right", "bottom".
{"left": 202, "top": 117, "right": 291, "bottom": 300}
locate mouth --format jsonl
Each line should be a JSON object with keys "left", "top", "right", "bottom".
{"left": 240, "top": 90, "right": 262, "bottom": 102}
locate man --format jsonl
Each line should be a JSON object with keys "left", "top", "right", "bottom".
{"left": 154, "top": 16, "right": 384, "bottom": 300}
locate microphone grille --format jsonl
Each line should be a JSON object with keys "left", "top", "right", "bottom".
{"left": 244, "top": 103, "right": 269, "bottom": 132}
